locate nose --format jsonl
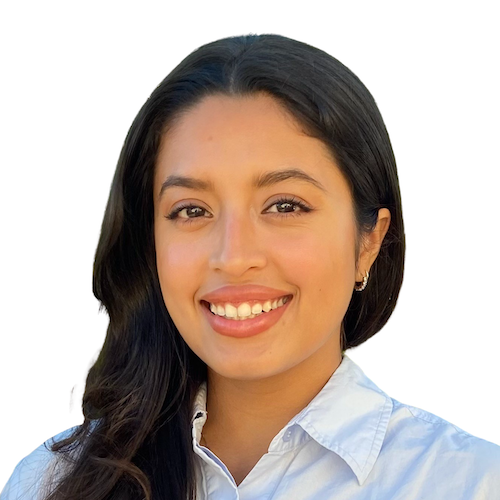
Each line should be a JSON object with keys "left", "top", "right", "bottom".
{"left": 208, "top": 209, "right": 267, "bottom": 276}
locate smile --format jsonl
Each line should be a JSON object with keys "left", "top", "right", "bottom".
{"left": 202, "top": 295, "right": 291, "bottom": 320}
{"left": 200, "top": 294, "right": 293, "bottom": 338}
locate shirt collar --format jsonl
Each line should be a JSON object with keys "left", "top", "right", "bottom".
{"left": 191, "top": 354, "right": 393, "bottom": 486}
{"left": 192, "top": 381, "right": 208, "bottom": 423}
{"left": 289, "top": 354, "right": 393, "bottom": 485}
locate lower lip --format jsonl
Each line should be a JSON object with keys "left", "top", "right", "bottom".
{"left": 200, "top": 296, "right": 292, "bottom": 338}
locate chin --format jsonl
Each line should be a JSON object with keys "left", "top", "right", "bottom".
{"left": 207, "top": 356, "right": 284, "bottom": 381}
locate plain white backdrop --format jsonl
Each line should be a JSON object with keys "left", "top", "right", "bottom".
{"left": 1, "top": 0, "right": 499, "bottom": 488}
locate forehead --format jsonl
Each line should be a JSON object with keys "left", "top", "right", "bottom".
{"left": 166, "top": 92, "right": 306, "bottom": 140}
{"left": 154, "top": 93, "right": 350, "bottom": 201}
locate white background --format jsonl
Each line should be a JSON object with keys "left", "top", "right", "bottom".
{"left": 1, "top": 0, "right": 499, "bottom": 488}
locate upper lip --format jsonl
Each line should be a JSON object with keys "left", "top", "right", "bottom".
{"left": 200, "top": 285, "right": 292, "bottom": 305}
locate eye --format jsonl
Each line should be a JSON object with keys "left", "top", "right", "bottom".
{"left": 265, "top": 196, "right": 312, "bottom": 217}
{"left": 164, "top": 196, "right": 313, "bottom": 225}
{"left": 165, "top": 203, "right": 212, "bottom": 222}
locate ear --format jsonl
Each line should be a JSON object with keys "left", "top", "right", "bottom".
{"left": 355, "top": 208, "right": 391, "bottom": 282}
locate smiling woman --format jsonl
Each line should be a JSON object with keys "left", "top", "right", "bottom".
{"left": 2, "top": 34, "right": 499, "bottom": 500}
{"left": 153, "top": 93, "right": 389, "bottom": 376}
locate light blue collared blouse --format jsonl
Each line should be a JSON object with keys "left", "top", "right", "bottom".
{"left": 2, "top": 354, "right": 500, "bottom": 499}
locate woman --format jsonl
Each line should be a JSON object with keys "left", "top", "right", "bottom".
{"left": 2, "top": 34, "right": 499, "bottom": 500}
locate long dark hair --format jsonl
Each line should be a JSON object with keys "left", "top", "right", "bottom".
{"left": 43, "top": 34, "right": 405, "bottom": 500}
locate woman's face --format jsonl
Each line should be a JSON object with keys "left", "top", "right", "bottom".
{"left": 153, "top": 93, "right": 363, "bottom": 381}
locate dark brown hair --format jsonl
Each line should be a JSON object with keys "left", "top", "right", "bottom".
{"left": 44, "top": 33, "right": 405, "bottom": 500}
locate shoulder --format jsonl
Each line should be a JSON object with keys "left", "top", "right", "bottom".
{"left": 385, "top": 398, "right": 500, "bottom": 496}
{"left": 0, "top": 426, "right": 80, "bottom": 500}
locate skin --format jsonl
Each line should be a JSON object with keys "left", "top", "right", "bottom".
{"left": 153, "top": 92, "right": 391, "bottom": 485}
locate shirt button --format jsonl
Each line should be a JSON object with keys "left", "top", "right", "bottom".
{"left": 283, "top": 429, "right": 293, "bottom": 442}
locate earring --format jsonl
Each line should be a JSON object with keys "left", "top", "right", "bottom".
{"left": 354, "top": 270, "right": 370, "bottom": 292}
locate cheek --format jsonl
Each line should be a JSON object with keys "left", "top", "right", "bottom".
{"left": 276, "top": 225, "right": 355, "bottom": 288}
{"left": 278, "top": 224, "right": 356, "bottom": 327}
{"left": 155, "top": 235, "right": 209, "bottom": 355}
{"left": 155, "top": 231, "right": 204, "bottom": 313}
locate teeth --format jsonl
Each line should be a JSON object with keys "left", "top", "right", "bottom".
{"left": 237, "top": 303, "right": 252, "bottom": 318}
{"left": 208, "top": 296, "right": 290, "bottom": 320}
{"left": 225, "top": 304, "right": 237, "bottom": 318}
{"left": 251, "top": 303, "right": 263, "bottom": 314}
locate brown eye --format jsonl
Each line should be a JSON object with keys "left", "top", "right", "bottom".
{"left": 265, "top": 196, "right": 312, "bottom": 216}
{"left": 166, "top": 204, "right": 212, "bottom": 221}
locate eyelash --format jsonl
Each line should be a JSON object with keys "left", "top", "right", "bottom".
{"left": 165, "top": 196, "right": 313, "bottom": 224}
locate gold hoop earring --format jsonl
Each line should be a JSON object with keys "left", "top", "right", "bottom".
{"left": 354, "top": 270, "right": 369, "bottom": 292}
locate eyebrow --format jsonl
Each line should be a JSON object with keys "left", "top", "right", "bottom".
{"left": 158, "top": 167, "right": 327, "bottom": 200}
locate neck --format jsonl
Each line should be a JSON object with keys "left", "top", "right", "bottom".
{"left": 201, "top": 339, "right": 343, "bottom": 453}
